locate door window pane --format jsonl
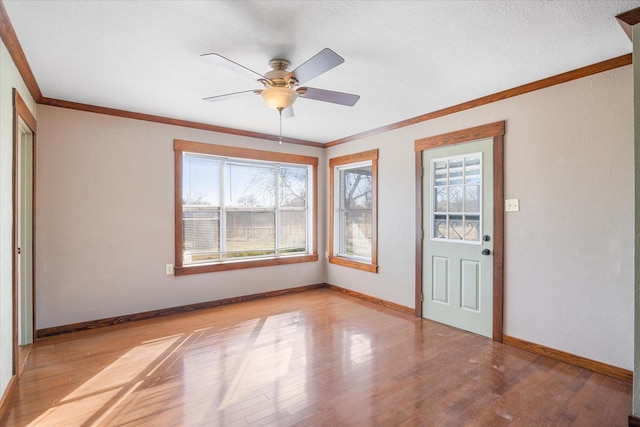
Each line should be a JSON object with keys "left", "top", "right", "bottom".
{"left": 434, "top": 161, "right": 448, "bottom": 186}
{"left": 464, "top": 156, "right": 481, "bottom": 184}
{"left": 434, "top": 214, "right": 447, "bottom": 239}
{"left": 465, "top": 185, "right": 480, "bottom": 213}
{"left": 449, "top": 186, "right": 463, "bottom": 212}
{"left": 464, "top": 215, "right": 480, "bottom": 241}
{"left": 434, "top": 187, "right": 448, "bottom": 213}
{"left": 431, "top": 153, "right": 482, "bottom": 242}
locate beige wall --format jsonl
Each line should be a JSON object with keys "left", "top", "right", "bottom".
{"left": 0, "top": 40, "right": 37, "bottom": 396}
{"left": 36, "top": 64, "right": 633, "bottom": 372}
{"left": 35, "top": 106, "right": 326, "bottom": 329}
{"left": 327, "top": 65, "right": 634, "bottom": 369}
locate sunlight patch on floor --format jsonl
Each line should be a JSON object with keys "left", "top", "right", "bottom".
{"left": 28, "top": 335, "right": 181, "bottom": 426}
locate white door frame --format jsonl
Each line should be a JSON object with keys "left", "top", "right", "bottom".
{"left": 414, "top": 121, "right": 505, "bottom": 342}
{"left": 12, "top": 89, "right": 37, "bottom": 375}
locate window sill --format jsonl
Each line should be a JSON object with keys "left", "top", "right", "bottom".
{"left": 175, "top": 254, "right": 319, "bottom": 276}
{"left": 329, "top": 256, "right": 378, "bottom": 273}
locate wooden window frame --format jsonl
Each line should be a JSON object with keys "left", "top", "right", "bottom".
{"left": 173, "top": 139, "right": 318, "bottom": 276}
{"left": 329, "top": 149, "right": 378, "bottom": 273}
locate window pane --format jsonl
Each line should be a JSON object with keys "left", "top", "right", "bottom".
{"left": 464, "top": 215, "right": 480, "bottom": 241}
{"left": 183, "top": 207, "right": 220, "bottom": 264}
{"left": 183, "top": 154, "right": 220, "bottom": 206}
{"left": 465, "top": 185, "right": 480, "bottom": 213}
{"left": 341, "top": 210, "right": 372, "bottom": 259}
{"left": 434, "top": 187, "right": 448, "bottom": 213}
{"left": 434, "top": 161, "right": 448, "bottom": 186}
{"left": 434, "top": 214, "right": 447, "bottom": 239}
{"left": 280, "top": 210, "right": 307, "bottom": 253}
{"left": 449, "top": 186, "right": 463, "bottom": 212}
{"left": 226, "top": 163, "right": 275, "bottom": 208}
{"left": 464, "top": 156, "right": 481, "bottom": 184}
{"left": 225, "top": 210, "right": 275, "bottom": 258}
{"left": 448, "top": 214, "right": 464, "bottom": 240}
{"left": 341, "top": 166, "right": 372, "bottom": 210}
{"left": 280, "top": 166, "right": 307, "bottom": 208}
{"left": 337, "top": 161, "right": 373, "bottom": 261}
{"left": 183, "top": 154, "right": 221, "bottom": 265}
{"left": 449, "top": 159, "right": 463, "bottom": 185}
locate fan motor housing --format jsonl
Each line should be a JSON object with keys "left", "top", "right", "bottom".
{"left": 265, "top": 59, "right": 297, "bottom": 88}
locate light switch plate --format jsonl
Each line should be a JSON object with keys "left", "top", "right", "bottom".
{"left": 165, "top": 264, "right": 174, "bottom": 275}
{"left": 505, "top": 199, "right": 520, "bottom": 212}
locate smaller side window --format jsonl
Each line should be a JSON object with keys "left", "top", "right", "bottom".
{"left": 329, "top": 150, "right": 378, "bottom": 272}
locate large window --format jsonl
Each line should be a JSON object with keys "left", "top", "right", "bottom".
{"left": 329, "top": 150, "right": 378, "bottom": 272}
{"left": 174, "top": 140, "right": 318, "bottom": 275}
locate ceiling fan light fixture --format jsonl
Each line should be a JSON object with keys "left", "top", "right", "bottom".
{"left": 261, "top": 86, "right": 298, "bottom": 110}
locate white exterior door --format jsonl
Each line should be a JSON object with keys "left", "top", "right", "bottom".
{"left": 422, "top": 138, "right": 493, "bottom": 338}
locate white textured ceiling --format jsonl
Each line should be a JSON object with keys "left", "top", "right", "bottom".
{"left": 3, "top": 0, "right": 639, "bottom": 144}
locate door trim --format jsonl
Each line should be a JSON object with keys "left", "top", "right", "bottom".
{"left": 414, "top": 121, "right": 505, "bottom": 342}
{"left": 12, "top": 89, "right": 36, "bottom": 375}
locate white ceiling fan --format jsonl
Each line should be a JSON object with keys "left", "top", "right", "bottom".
{"left": 201, "top": 48, "right": 360, "bottom": 124}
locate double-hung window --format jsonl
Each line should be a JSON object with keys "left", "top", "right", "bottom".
{"left": 174, "top": 140, "right": 318, "bottom": 275}
{"left": 329, "top": 149, "right": 378, "bottom": 272}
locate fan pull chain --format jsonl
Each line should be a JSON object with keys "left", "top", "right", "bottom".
{"left": 278, "top": 108, "right": 283, "bottom": 144}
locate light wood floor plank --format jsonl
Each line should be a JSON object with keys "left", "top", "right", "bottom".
{"left": 2, "top": 288, "right": 631, "bottom": 426}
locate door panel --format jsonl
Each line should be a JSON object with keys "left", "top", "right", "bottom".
{"left": 422, "top": 138, "right": 493, "bottom": 338}
{"left": 432, "top": 256, "right": 449, "bottom": 304}
{"left": 461, "top": 259, "right": 480, "bottom": 311}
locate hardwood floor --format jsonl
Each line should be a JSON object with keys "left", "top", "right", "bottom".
{"left": 1, "top": 288, "right": 631, "bottom": 426}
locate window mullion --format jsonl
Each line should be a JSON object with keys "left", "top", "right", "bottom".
{"left": 220, "top": 159, "right": 227, "bottom": 260}
{"left": 462, "top": 157, "right": 467, "bottom": 241}
{"left": 338, "top": 172, "right": 345, "bottom": 256}
{"left": 275, "top": 165, "right": 281, "bottom": 257}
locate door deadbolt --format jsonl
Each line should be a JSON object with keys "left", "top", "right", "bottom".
{"left": 483, "top": 235, "right": 491, "bottom": 242}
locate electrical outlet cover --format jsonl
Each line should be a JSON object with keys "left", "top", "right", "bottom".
{"left": 505, "top": 198, "right": 519, "bottom": 212}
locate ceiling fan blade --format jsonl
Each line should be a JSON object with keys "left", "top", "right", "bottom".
{"left": 282, "top": 106, "right": 294, "bottom": 119}
{"left": 203, "top": 89, "right": 262, "bottom": 102}
{"left": 297, "top": 87, "right": 360, "bottom": 106}
{"left": 201, "top": 53, "right": 271, "bottom": 84}
{"left": 286, "top": 48, "right": 344, "bottom": 85}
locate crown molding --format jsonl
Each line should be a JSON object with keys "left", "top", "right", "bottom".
{"left": 326, "top": 54, "right": 632, "bottom": 147}
{"left": 38, "top": 97, "right": 323, "bottom": 147}
{"left": 616, "top": 7, "right": 640, "bottom": 40}
{"left": 0, "top": 1, "right": 42, "bottom": 101}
